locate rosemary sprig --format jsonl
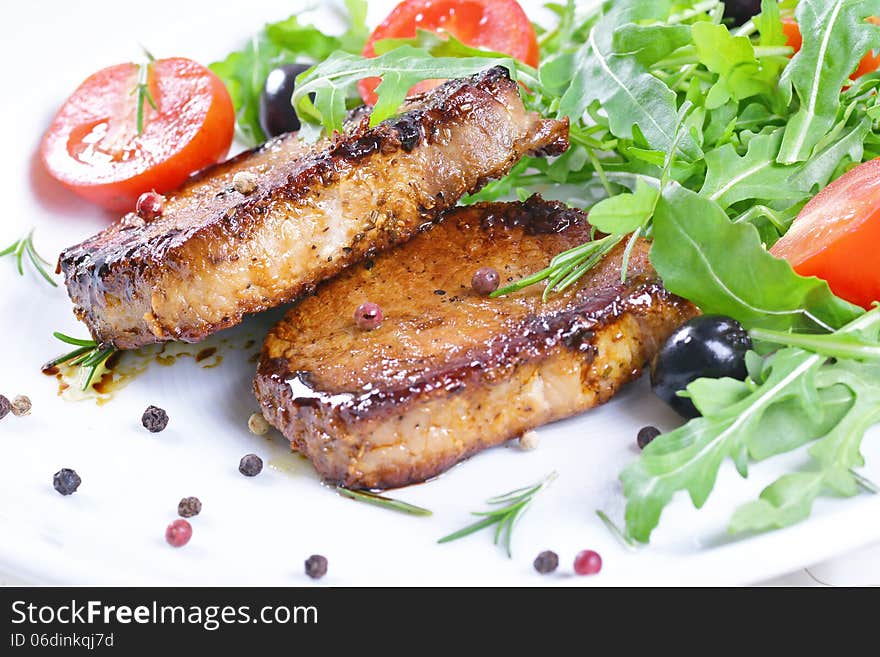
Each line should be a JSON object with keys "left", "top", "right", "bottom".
{"left": 132, "top": 49, "right": 157, "bottom": 135}
{"left": 0, "top": 228, "right": 57, "bottom": 287}
{"left": 495, "top": 105, "right": 695, "bottom": 300}
{"left": 45, "top": 332, "right": 116, "bottom": 390}
{"left": 491, "top": 236, "right": 623, "bottom": 301}
{"left": 336, "top": 486, "right": 432, "bottom": 516}
{"left": 851, "top": 469, "right": 879, "bottom": 494}
{"left": 438, "top": 471, "right": 557, "bottom": 557}
{"left": 596, "top": 510, "right": 636, "bottom": 549}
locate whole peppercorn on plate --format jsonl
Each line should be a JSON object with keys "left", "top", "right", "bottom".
{"left": 2, "top": 0, "right": 880, "bottom": 586}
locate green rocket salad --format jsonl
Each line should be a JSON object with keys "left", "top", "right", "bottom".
{"left": 213, "top": 0, "right": 880, "bottom": 543}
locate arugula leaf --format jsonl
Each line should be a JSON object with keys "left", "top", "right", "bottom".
{"left": 294, "top": 47, "right": 526, "bottom": 134}
{"left": 210, "top": 0, "right": 369, "bottom": 145}
{"left": 753, "top": 0, "right": 786, "bottom": 47}
{"left": 731, "top": 203, "right": 804, "bottom": 247}
{"left": 265, "top": 15, "right": 350, "bottom": 61}
{"left": 557, "top": 2, "right": 702, "bottom": 160}
{"left": 373, "top": 29, "right": 512, "bottom": 59}
{"left": 210, "top": 34, "right": 289, "bottom": 145}
{"left": 788, "top": 120, "right": 868, "bottom": 192}
{"left": 693, "top": 22, "right": 777, "bottom": 109}
{"left": 730, "top": 316, "right": 880, "bottom": 534}
{"left": 623, "top": 308, "right": 880, "bottom": 543}
{"left": 728, "top": 472, "right": 829, "bottom": 533}
{"left": 777, "top": 0, "right": 880, "bottom": 164}
{"left": 612, "top": 23, "right": 693, "bottom": 68}
{"left": 586, "top": 179, "right": 659, "bottom": 234}
{"left": 336, "top": 0, "right": 369, "bottom": 53}
{"left": 541, "top": 0, "right": 604, "bottom": 53}
{"left": 809, "top": 362, "right": 880, "bottom": 489}
{"left": 622, "top": 348, "right": 829, "bottom": 543}
{"left": 700, "top": 130, "right": 805, "bottom": 208}
{"left": 650, "top": 185, "right": 862, "bottom": 332}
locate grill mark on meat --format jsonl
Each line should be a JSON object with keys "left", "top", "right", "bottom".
{"left": 254, "top": 198, "right": 697, "bottom": 489}
{"left": 59, "top": 67, "right": 568, "bottom": 349}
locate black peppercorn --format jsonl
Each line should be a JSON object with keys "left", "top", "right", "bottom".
{"left": 53, "top": 468, "right": 82, "bottom": 496}
{"left": 239, "top": 453, "right": 263, "bottom": 477}
{"left": 305, "top": 554, "right": 328, "bottom": 579}
{"left": 142, "top": 405, "right": 169, "bottom": 433}
{"left": 637, "top": 425, "right": 661, "bottom": 449}
{"left": 178, "top": 496, "right": 202, "bottom": 518}
{"left": 0, "top": 395, "right": 10, "bottom": 420}
{"left": 533, "top": 550, "right": 559, "bottom": 574}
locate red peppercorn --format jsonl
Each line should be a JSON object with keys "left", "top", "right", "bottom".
{"left": 472, "top": 267, "right": 500, "bottom": 295}
{"left": 136, "top": 191, "right": 165, "bottom": 220}
{"left": 354, "top": 302, "right": 383, "bottom": 330}
{"left": 573, "top": 549, "right": 602, "bottom": 576}
{"left": 165, "top": 519, "right": 192, "bottom": 548}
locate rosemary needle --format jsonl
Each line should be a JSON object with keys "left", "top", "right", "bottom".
{"left": 132, "top": 59, "right": 157, "bottom": 135}
{"left": 491, "top": 236, "right": 623, "bottom": 300}
{"left": 850, "top": 469, "right": 879, "bottom": 494}
{"left": 596, "top": 510, "right": 637, "bottom": 549}
{"left": 1, "top": 228, "right": 57, "bottom": 287}
{"left": 438, "top": 471, "right": 557, "bottom": 557}
{"left": 336, "top": 487, "right": 433, "bottom": 516}
{"left": 45, "top": 332, "right": 116, "bottom": 391}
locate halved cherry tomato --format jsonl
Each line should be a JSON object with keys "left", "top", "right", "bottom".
{"left": 781, "top": 17, "right": 803, "bottom": 52}
{"left": 781, "top": 16, "right": 880, "bottom": 79}
{"left": 41, "top": 57, "right": 234, "bottom": 212}
{"left": 769, "top": 158, "right": 880, "bottom": 309}
{"left": 358, "top": 0, "right": 539, "bottom": 105}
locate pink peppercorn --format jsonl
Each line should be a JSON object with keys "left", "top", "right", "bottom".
{"left": 573, "top": 549, "right": 602, "bottom": 576}
{"left": 354, "top": 302, "right": 383, "bottom": 330}
{"left": 471, "top": 267, "right": 500, "bottom": 295}
{"left": 136, "top": 191, "right": 165, "bottom": 220}
{"left": 165, "top": 519, "right": 192, "bottom": 548}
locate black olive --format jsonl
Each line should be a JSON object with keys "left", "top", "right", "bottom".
{"left": 650, "top": 315, "right": 752, "bottom": 418}
{"left": 258, "top": 63, "right": 312, "bottom": 138}
{"left": 722, "top": 0, "right": 762, "bottom": 27}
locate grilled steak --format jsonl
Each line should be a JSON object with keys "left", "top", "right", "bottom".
{"left": 59, "top": 67, "right": 568, "bottom": 349}
{"left": 255, "top": 197, "right": 697, "bottom": 489}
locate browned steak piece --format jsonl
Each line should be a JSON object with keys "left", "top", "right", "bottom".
{"left": 59, "top": 67, "right": 568, "bottom": 349}
{"left": 255, "top": 197, "right": 697, "bottom": 489}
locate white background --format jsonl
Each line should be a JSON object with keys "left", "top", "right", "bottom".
{"left": 1, "top": 0, "right": 878, "bottom": 586}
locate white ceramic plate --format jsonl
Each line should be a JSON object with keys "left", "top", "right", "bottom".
{"left": 2, "top": 0, "right": 879, "bottom": 586}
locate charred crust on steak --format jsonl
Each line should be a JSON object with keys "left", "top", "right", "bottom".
{"left": 479, "top": 195, "right": 587, "bottom": 235}
{"left": 59, "top": 67, "right": 570, "bottom": 349}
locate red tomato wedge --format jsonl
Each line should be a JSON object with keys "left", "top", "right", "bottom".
{"left": 358, "top": 0, "right": 539, "bottom": 106}
{"left": 40, "top": 57, "right": 234, "bottom": 212}
{"left": 781, "top": 16, "right": 880, "bottom": 79}
{"left": 770, "top": 158, "right": 880, "bottom": 309}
